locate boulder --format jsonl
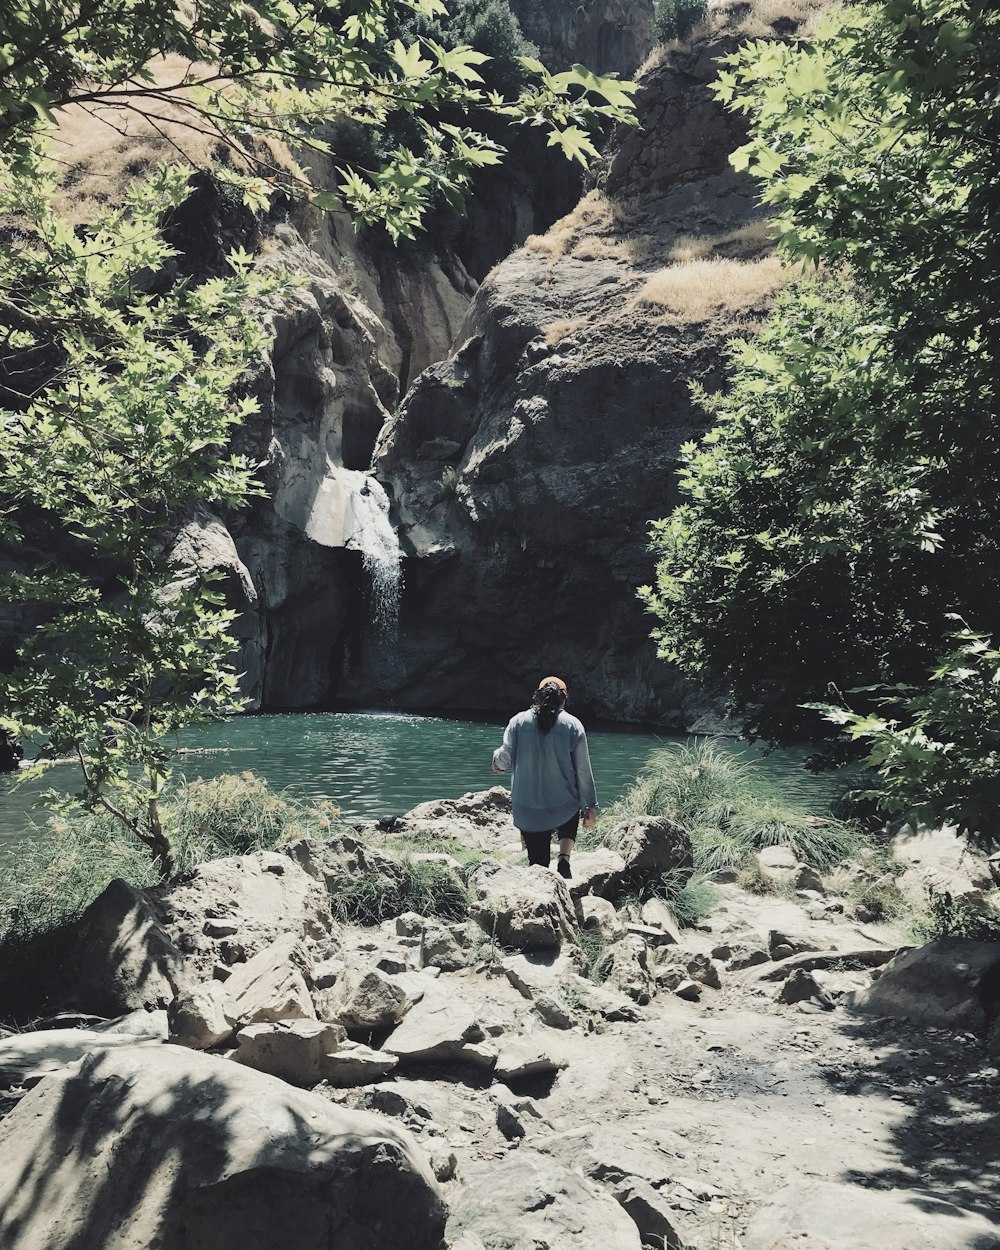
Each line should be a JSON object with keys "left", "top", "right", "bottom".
{"left": 778, "top": 969, "right": 834, "bottom": 1009}
{"left": 580, "top": 896, "right": 625, "bottom": 943}
{"left": 850, "top": 939, "right": 1000, "bottom": 1032}
{"left": 390, "top": 787, "right": 513, "bottom": 851}
{"left": 609, "top": 818, "right": 694, "bottom": 892}
{"left": 330, "top": 967, "right": 419, "bottom": 1033}
{"left": 0, "top": 1044, "right": 447, "bottom": 1250}
{"left": 420, "top": 919, "right": 473, "bottom": 972}
{"left": 503, "top": 950, "right": 579, "bottom": 1001}
{"left": 892, "top": 825, "right": 996, "bottom": 905}
{"left": 494, "top": 1032, "right": 568, "bottom": 1082}
{"left": 613, "top": 1179, "right": 686, "bottom": 1250}
{"left": 640, "top": 897, "right": 682, "bottom": 942}
{"left": 285, "top": 834, "right": 407, "bottom": 906}
{"left": 470, "top": 861, "right": 578, "bottom": 951}
{"left": 567, "top": 848, "right": 629, "bottom": 901}
{"left": 0, "top": 1024, "right": 164, "bottom": 1090}
{"left": 382, "top": 983, "right": 495, "bottom": 1069}
{"left": 768, "top": 930, "right": 820, "bottom": 961}
{"left": 447, "top": 1149, "right": 642, "bottom": 1250}
{"left": 233, "top": 1019, "right": 347, "bottom": 1085}
{"left": 223, "top": 933, "right": 316, "bottom": 1026}
{"left": 593, "top": 936, "right": 655, "bottom": 1005}
{"left": 743, "top": 1179, "right": 1000, "bottom": 1250}
{"left": 156, "top": 852, "right": 332, "bottom": 981}
{"left": 168, "top": 981, "right": 238, "bottom": 1049}
{"left": 685, "top": 953, "right": 721, "bottom": 990}
{"left": 49, "top": 879, "right": 184, "bottom": 1018}
{"left": 322, "top": 1041, "right": 400, "bottom": 1087}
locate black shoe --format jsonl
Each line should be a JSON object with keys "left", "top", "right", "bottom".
{"left": 557, "top": 856, "right": 572, "bottom": 880}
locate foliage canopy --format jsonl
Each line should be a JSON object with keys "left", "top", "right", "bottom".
{"left": 642, "top": 0, "right": 1000, "bottom": 842}
{"left": 0, "top": 0, "right": 635, "bottom": 875}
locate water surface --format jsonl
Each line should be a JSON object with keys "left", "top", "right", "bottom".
{"left": 0, "top": 710, "right": 840, "bottom": 843}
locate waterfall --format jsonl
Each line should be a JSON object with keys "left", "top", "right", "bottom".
{"left": 346, "top": 475, "right": 403, "bottom": 642}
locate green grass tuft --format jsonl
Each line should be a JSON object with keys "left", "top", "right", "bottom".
{"left": 330, "top": 856, "right": 470, "bottom": 926}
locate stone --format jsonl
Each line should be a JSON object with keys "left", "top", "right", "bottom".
{"left": 674, "top": 980, "right": 701, "bottom": 1002}
{"left": 156, "top": 851, "right": 332, "bottom": 982}
{"left": 743, "top": 1180, "right": 1000, "bottom": 1250}
{"left": 566, "top": 848, "right": 629, "bottom": 901}
{"left": 595, "top": 936, "right": 656, "bottom": 1005}
{"left": 613, "top": 1178, "right": 686, "bottom": 1250}
{"left": 686, "top": 953, "right": 721, "bottom": 990}
{"left": 640, "top": 897, "right": 682, "bottom": 942}
{"left": 532, "top": 994, "right": 575, "bottom": 1030}
{"left": 729, "top": 945, "right": 771, "bottom": 971}
{"left": 580, "top": 896, "right": 625, "bottom": 942}
{"left": 0, "top": 1027, "right": 164, "bottom": 1090}
{"left": 470, "top": 861, "right": 578, "bottom": 951}
{"left": 390, "top": 787, "right": 513, "bottom": 851}
{"left": 655, "top": 964, "right": 687, "bottom": 992}
{"left": 495, "top": 1032, "right": 568, "bottom": 1082}
{"left": 778, "top": 969, "right": 834, "bottom": 1009}
{"left": 322, "top": 1041, "right": 399, "bottom": 1087}
{"left": 851, "top": 938, "right": 1000, "bottom": 1032}
{"left": 0, "top": 1043, "right": 447, "bottom": 1250}
{"left": 285, "top": 834, "right": 408, "bottom": 909}
{"left": 420, "top": 918, "right": 472, "bottom": 972}
{"left": 382, "top": 983, "right": 495, "bottom": 1069}
{"left": 427, "top": 1145, "right": 458, "bottom": 1183}
{"left": 223, "top": 933, "right": 315, "bottom": 1026}
{"left": 233, "top": 1019, "right": 347, "bottom": 1085}
{"left": 749, "top": 947, "right": 901, "bottom": 984}
{"left": 331, "top": 967, "right": 418, "bottom": 1032}
{"left": 794, "top": 864, "right": 826, "bottom": 893}
{"left": 611, "top": 818, "right": 694, "bottom": 891}
{"left": 313, "top": 957, "right": 344, "bottom": 989}
{"left": 447, "top": 1149, "right": 642, "bottom": 1249}
{"left": 168, "top": 981, "right": 238, "bottom": 1049}
{"left": 625, "top": 922, "right": 677, "bottom": 946}
{"left": 503, "top": 950, "right": 578, "bottom": 1000}
{"left": 26, "top": 879, "right": 185, "bottom": 1019}
{"left": 768, "top": 930, "right": 820, "bottom": 960}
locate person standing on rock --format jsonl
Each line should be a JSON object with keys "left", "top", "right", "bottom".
{"left": 491, "top": 676, "right": 598, "bottom": 879}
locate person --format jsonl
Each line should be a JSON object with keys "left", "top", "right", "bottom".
{"left": 491, "top": 676, "right": 598, "bottom": 879}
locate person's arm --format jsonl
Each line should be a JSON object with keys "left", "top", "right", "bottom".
{"left": 491, "top": 718, "right": 517, "bottom": 774}
{"left": 572, "top": 730, "right": 598, "bottom": 825}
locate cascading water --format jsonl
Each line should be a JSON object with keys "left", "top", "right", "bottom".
{"left": 346, "top": 474, "right": 403, "bottom": 649}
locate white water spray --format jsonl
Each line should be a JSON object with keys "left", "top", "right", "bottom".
{"left": 346, "top": 475, "right": 403, "bottom": 641}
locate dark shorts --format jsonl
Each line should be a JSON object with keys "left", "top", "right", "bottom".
{"left": 518, "top": 812, "right": 580, "bottom": 867}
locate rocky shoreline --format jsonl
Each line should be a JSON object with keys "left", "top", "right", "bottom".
{"left": 1, "top": 789, "right": 998, "bottom": 1249}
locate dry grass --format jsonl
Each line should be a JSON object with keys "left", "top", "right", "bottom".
{"left": 635, "top": 255, "right": 786, "bottom": 322}
{"left": 669, "top": 219, "right": 775, "bottom": 263}
{"left": 524, "top": 191, "right": 649, "bottom": 270}
{"left": 639, "top": 0, "right": 827, "bottom": 72}
{"left": 48, "top": 54, "right": 294, "bottom": 221}
{"left": 542, "top": 315, "right": 594, "bottom": 346}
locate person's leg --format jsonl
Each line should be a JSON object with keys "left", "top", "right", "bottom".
{"left": 555, "top": 812, "right": 580, "bottom": 879}
{"left": 520, "top": 829, "right": 551, "bottom": 868}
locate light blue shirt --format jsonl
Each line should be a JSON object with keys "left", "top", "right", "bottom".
{"left": 492, "top": 709, "right": 598, "bottom": 832}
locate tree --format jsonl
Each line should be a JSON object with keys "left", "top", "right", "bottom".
{"left": 642, "top": 1, "right": 1000, "bottom": 768}
{"left": 0, "top": 0, "right": 636, "bottom": 876}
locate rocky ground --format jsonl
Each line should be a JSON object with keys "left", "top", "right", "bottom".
{"left": 0, "top": 792, "right": 998, "bottom": 1249}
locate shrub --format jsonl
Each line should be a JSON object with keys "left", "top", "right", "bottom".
{"left": 330, "top": 856, "right": 470, "bottom": 926}
{"left": 653, "top": 0, "right": 707, "bottom": 43}
{"left": 910, "top": 886, "right": 1000, "bottom": 944}
{"left": 0, "top": 772, "right": 345, "bottom": 950}
{"left": 606, "top": 739, "right": 861, "bottom": 876}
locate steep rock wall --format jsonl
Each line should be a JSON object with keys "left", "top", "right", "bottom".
{"left": 369, "top": 26, "right": 785, "bottom": 725}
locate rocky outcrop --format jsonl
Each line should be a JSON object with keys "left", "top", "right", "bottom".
{"left": 373, "top": 27, "right": 779, "bottom": 725}
{"left": 0, "top": 1044, "right": 447, "bottom": 1250}
{"left": 511, "top": 0, "right": 656, "bottom": 75}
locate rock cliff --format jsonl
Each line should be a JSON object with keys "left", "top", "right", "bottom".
{"left": 369, "top": 18, "right": 789, "bottom": 723}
